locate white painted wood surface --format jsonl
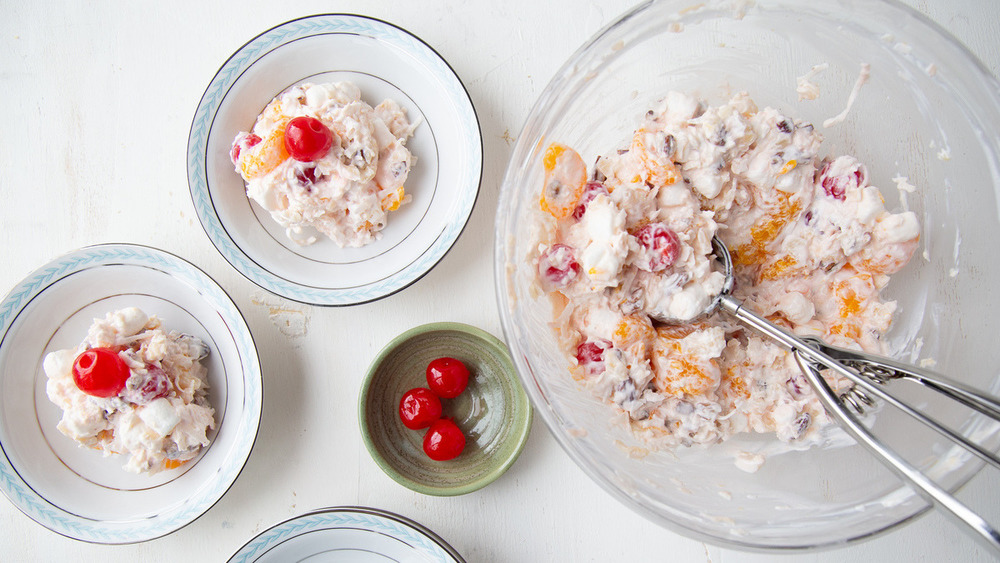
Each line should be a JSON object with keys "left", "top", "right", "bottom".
{"left": 1, "top": 0, "right": 998, "bottom": 560}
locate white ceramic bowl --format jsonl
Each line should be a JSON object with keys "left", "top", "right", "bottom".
{"left": 0, "top": 244, "right": 262, "bottom": 543}
{"left": 496, "top": 0, "right": 1000, "bottom": 550}
{"left": 188, "top": 14, "right": 482, "bottom": 306}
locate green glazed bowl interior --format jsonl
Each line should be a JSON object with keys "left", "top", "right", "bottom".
{"left": 359, "top": 322, "right": 532, "bottom": 496}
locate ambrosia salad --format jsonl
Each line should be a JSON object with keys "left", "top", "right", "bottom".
{"left": 44, "top": 308, "right": 215, "bottom": 474}
{"left": 532, "top": 91, "right": 919, "bottom": 468}
{"left": 231, "top": 81, "right": 418, "bottom": 247}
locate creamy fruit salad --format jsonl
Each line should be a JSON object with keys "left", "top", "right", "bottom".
{"left": 230, "top": 81, "right": 418, "bottom": 247}
{"left": 44, "top": 308, "right": 215, "bottom": 474}
{"left": 532, "top": 92, "right": 919, "bottom": 465}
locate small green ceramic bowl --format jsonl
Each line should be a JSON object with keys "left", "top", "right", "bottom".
{"left": 359, "top": 322, "right": 532, "bottom": 496}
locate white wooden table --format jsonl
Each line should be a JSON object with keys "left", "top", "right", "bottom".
{"left": 2, "top": 0, "right": 998, "bottom": 560}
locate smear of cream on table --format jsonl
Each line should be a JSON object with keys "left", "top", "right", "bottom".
{"left": 251, "top": 293, "right": 310, "bottom": 337}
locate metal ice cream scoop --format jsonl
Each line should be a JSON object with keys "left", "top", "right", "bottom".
{"left": 653, "top": 235, "right": 1000, "bottom": 553}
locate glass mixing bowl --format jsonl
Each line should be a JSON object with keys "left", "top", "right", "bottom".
{"left": 495, "top": 0, "right": 1000, "bottom": 550}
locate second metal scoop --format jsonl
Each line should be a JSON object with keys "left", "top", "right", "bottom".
{"left": 655, "top": 235, "right": 1000, "bottom": 552}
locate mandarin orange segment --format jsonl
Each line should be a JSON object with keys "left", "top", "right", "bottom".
{"left": 88, "top": 429, "right": 115, "bottom": 450}
{"left": 650, "top": 332, "right": 720, "bottom": 397}
{"left": 851, "top": 234, "right": 920, "bottom": 276}
{"left": 759, "top": 255, "right": 798, "bottom": 281}
{"left": 163, "top": 458, "right": 188, "bottom": 470}
{"left": 540, "top": 143, "right": 587, "bottom": 219}
{"left": 734, "top": 193, "right": 802, "bottom": 270}
{"left": 240, "top": 119, "right": 290, "bottom": 179}
{"left": 261, "top": 100, "right": 285, "bottom": 123}
{"left": 829, "top": 321, "right": 861, "bottom": 340}
{"left": 653, "top": 352, "right": 717, "bottom": 397}
{"left": 612, "top": 315, "right": 656, "bottom": 349}
{"left": 723, "top": 368, "right": 750, "bottom": 400}
{"left": 542, "top": 143, "right": 566, "bottom": 171}
{"left": 834, "top": 271, "right": 874, "bottom": 318}
{"left": 838, "top": 287, "right": 862, "bottom": 317}
{"left": 853, "top": 256, "right": 888, "bottom": 276}
{"left": 672, "top": 356, "right": 713, "bottom": 395}
{"left": 765, "top": 313, "right": 794, "bottom": 330}
{"left": 633, "top": 130, "right": 679, "bottom": 187}
{"left": 381, "top": 186, "right": 405, "bottom": 211}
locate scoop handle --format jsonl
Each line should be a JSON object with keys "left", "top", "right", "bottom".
{"left": 793, "top": 350, "right": 1000, "bottom": 553}
{"left": 721, "top": 293, "right": 1000, "bottom": 552}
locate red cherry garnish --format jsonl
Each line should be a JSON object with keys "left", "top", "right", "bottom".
{"left": 423, "top": 418, "right": 466, "bottom": 461}
{"left": 426, "top": 357, "right": 470, "bottom": 399}
{"left": 399, "top": 388, "right": 443, "bottom": 430}
{"left": 72, "top": 348, "right": 131, "bottom": 398}
{"left": 284, "top": 116, "right": 334, "bottom": 162}
{"left": 636, "top": 223, "right": 680, "bottom": 271}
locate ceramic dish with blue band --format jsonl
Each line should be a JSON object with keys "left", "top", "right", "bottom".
{"left": 228, "top": 506, "right": 465, "bottom": 562}
{"left": 188, "top": 14, "right": 482, "bottom": 306}
{"left": 0, "top": 244, "right": 262, "bottom": 543}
